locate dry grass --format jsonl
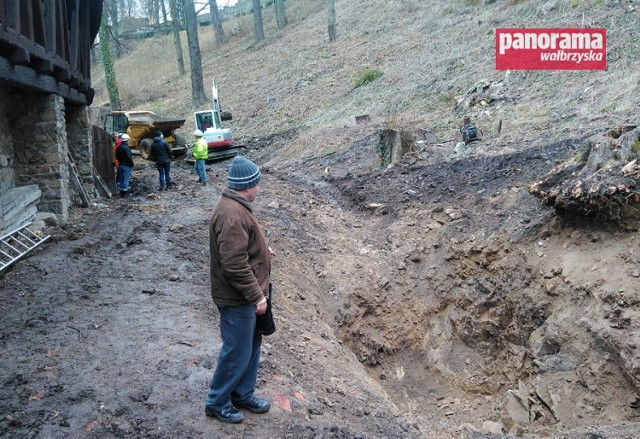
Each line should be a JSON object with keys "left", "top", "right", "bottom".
{"left": 91, "top": 0, "right": 640, "bottom": 160}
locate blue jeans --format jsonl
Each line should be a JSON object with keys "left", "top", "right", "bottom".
{"left": 157, "top": 161, "right": 171, "bottom": 188}
{"left": 206, "top": 304, "right": 262, "bottom": 410}
{"left": 116, "top": 166, "right": 132, "bottom": 191}
{"left": 194, "top": 159, "right": 206, "bottom": 183}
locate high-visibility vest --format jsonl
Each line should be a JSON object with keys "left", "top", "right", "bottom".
{"left": 193, "top": 137, "right": 208, "bottom": 160}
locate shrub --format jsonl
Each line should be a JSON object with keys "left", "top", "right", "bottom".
{"left": 354, "top": 68, "right": 383, "bottom": 89}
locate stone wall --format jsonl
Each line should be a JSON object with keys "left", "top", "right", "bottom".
{"left": 0, "top": 90, "right": 95, "bottom": 229}
{"left": 0, "top": 88, "right": 16, "bottom": 195}
{"left": 66, "top": 105, "right": 96, "bottom": 199}
{"left": 11, "top": 94, "right": 70, "bottom": 222}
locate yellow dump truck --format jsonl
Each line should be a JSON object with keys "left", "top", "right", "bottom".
{"left": 103, "top": 110, "right": 187, "bottom": 159}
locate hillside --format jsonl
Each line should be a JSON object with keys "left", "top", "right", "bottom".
{"left": 92, "top": 0, "right": 639, "bottom": 154}
{"left": 1, "top": 0, "right": 639, "bottom": 438}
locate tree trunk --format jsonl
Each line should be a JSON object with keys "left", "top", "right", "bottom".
{"left": 107, "top": 0, "right": 122, "bottom": 58}
{"left": 184, "top": 0, "right": 207, "bottom": 108}
{"left": 99, "top": 14, "right": 121, "bottom": 110}
{"left": 208, "top": 0, "right": 227, "bottom": 45}
{"left": 327, "top": 0, "right": 336, "bottom": 42}
{"left": 252, "top": 0, "right": 264, "bottom": 44}
{"left": 169, "top": 0, "right": 185, "bottom": 75}
{"left": 153, "top": 0, "right": 160, "bottom": 25}
{"left": 160, "top": 0, "right": 168, "bottom": 23}
{"left": 275, "top": 0, "right": 287, "bottom": 29}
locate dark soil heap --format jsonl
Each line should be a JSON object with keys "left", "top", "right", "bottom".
{"left": 530, "top": 125, "right": 640, "bottom": 219}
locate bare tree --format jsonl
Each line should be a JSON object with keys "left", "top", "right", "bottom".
{"left": 142, "top": 0, "right": 161, "bottom": 24}
{"left": 275, "top": 0, "right": 287, "bottom": 30}
{"left": 327, "top": 0, "right": 336, "bottom": 42}
{"left": 252, "top": 0, "right": 264, "bottom": 44}
{"left": 153, "top": 0, "right": 160, "bottom": 24}
{"left": 184, "top": 0, "right": 207, "bottom": 108}
{"left": 208, "top": 0, "right": 227, "bottom": 45}
{"left": 169, "top": 0, "right": 185, "bottom": 75}
{"left": 160, "top": 0, "right": 168, "bottom": 23}
{"left": 105, "top": 0, "right": 123, "bottom": 58}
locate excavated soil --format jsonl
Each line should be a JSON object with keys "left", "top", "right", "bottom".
{"left": 2, "top": 132, "right": 640, "bottom": 439}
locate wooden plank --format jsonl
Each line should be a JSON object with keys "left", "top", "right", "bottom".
{"left": 56, "top": 0, "right": 69, "bottom": 62}
{"left": 0, "top": 205, "right": 38, "bottom": 235}
{"left": 4, "top": 0, "right": 19, "bottom": 33}
{"left": 33, "top": 58, "right": 54, "bottom": 74}
{"left": 8, "top": 45, "right": 29, "bottom": 65}
{"left": 0, "top": 27, "right": 73, "bottom": 75}
{"left": 0, "top": 185, "right": 41, "bottom": 216}
{"left": 31, "top": 0, "right": 47, "bottom": 47}
{"left": 13, "top": 64, "right": 36, "bottom": 83}
{"left": 22, "top": 0, "right": 34, "bottom": 40}
{"left": 0, "top": 1, "right": 96, "bottom": 105}
{"left": 68, "top": 0, "right": 79, "bottom": 70}
{"left": 78, "top": 1, "right": 91, "bottom": 80}
{"left": 0, "top": 186, "right": 41, "bottom": 234}
{"left": 0, "top": 2, "right": 6, "bottom": 26}
{"left": 42, "top": 0, "right": 56, "bottom": 53}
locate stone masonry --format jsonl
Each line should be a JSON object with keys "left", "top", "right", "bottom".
{"left": 2, "top": 91, "right": 95, "bottom": 226}
{"left": 0, "top": 88, "right": 15, "bottom": 195}
{"left": 11, "top": 93, "right": 71, "bottom": 222}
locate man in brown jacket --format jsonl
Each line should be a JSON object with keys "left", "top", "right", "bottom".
{"left": 205, "top": 155, "right": 272, "bottom": 424}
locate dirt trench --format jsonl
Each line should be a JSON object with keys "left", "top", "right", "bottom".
{"left": 263, "top": 133, "right": 640, "bottom": 436}
{"left": 2, "top": 135, "right": 640, "bottom": 438}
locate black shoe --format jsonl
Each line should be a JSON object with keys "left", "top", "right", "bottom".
{"left": 205, "top": 405, "right": 244, "bottom": 423}
{"left": 157, "top": 187, "right": 163, "bottom": 191}
{"left": 201, "top": 181, "right": 206, "bottom": 186}
{"left": 232, "top": 396, "right": 270, "bottom": 414}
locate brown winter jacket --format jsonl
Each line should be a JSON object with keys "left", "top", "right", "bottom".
{"left": 209, "top": 188, "right": 270, "bottom": 307}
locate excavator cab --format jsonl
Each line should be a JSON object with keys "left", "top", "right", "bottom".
{"left": 104, "top": 113, "right": 128, "bottom": 135}
{"left": 187, "top": 80, "right": 245, "bottom": 162}
{"left": 195, "top": 111, "right": 219, "bottom": 132}
{"left": 194, "top": 110, "right": 234, "bottom": 149}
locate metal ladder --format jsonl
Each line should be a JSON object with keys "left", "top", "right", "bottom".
{"left": 67, "top": 151, "right": 91, "bottom": 207}
{"left": 0, "top": 223, "right": 50, "bottom": 273}
{"left": 93, "top": 166, "right": 112, "bottom": 198}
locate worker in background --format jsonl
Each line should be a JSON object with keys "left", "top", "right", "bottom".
{"left": 193, "top": 130, "right": 208, "bottom": 186}
{"left": 113, "top": 133, "right": 122, "bottom": 168}
{"left": 113, "top": 133, "right": 123, "bottom": 190}
{"left": 460, "top": 116, "right": 482, "bottom": 145}
{"left": 201, "top": 115, "right": 212, "bottom": 130}
{"left": 149, "top": 131, "right": 172, "bottom": 191}
{"left": 115, "top": 134, "right": 134, "bottom": 198}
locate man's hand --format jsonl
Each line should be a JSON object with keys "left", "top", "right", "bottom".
{"left": 269, "top": 247, "right": 276, "bottom": 259}
{"left": 256, "top": 296, "right": 267, "bottom": 315}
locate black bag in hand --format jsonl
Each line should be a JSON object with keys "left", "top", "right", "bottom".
{"left": 256, "top": 283, "right": 276, "bottom": 336}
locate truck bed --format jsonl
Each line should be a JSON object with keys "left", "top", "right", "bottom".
{"left": 124, "top": 111, "right": 186, "bottom": 129}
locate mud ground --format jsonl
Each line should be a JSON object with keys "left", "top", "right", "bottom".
{"left": 2, "top": 134, "right": 640, "bottom": 439}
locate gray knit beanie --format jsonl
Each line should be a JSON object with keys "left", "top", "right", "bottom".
{"left": 227, "top": 156, "right": 261, "bottom": 190}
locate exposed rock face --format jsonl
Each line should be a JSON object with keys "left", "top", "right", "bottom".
{"left": 529, "top": 125, "right": 640, "bottom": 220}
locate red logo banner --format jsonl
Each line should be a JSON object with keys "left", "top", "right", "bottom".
{"left": 496, "top": 28, "right": 607, "bottom": 70}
